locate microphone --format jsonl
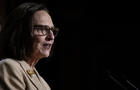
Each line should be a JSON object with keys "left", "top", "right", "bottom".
{"left": 106, "top": 70, "right": 139, "bottom": 90}
{"left": 126, "top": 80, "right": 139, "bottom": 90}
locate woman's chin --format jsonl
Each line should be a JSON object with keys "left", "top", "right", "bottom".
{"left": 37, "top": 50, "right": 51, "bottom": 58}
{"left": 41, "top": 52, "right": 50, "bottom": 58}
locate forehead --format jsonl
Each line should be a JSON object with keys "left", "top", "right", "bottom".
{"left": 32, "top": 10, "right": 54, "bottom": 27}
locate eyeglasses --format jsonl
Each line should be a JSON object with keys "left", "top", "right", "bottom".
{"left": 33, "top": 25, "right": 59, "bottom": 37}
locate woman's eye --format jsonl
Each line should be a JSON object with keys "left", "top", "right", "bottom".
{"left": 42, "top": 29, "right": 47, "bottom": 34}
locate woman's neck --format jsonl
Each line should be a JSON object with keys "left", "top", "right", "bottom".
{"left": 25, "top": 56, "right": 40, "bottom": 69}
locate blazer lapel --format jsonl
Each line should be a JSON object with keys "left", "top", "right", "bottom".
{"left": 17, "top": 60, "right": 41, "bottom": 90}
{"left": 34, "top": 68, "right": 51, "bottom": 90}
{"left": 34, "top": 68, "right": 42, "bottom": 82}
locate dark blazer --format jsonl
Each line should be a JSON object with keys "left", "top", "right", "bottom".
{"left": 0, "top": 58, "right": 51, "bottom": 90}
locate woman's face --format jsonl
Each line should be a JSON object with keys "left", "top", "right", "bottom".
{"left": 32, "top": 10, "right": 54, "bottom": 58}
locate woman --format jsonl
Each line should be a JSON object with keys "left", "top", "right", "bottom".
{"left": 0, "top": 2, "right": 59, "bottom": 90}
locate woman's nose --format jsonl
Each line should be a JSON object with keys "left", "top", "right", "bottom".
{"left": 45, "top": 30, "right": 54, "bottom": 41}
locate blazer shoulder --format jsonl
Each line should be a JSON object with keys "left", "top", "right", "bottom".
{"left": 0, "top": 58, "right": 24, "bottom": 79}
{"left": 0, "top": 58, "right": 26, "bottom": 90}
{"left": 0, "top": 58, "right": 21, "bottom": 70}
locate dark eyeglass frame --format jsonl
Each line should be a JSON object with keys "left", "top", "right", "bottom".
{"left": 33, "top": 25, "right": 59, "bottom": 37}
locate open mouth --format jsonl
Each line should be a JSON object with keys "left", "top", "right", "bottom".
{"left": 43, "top": 43, "right": 51, "bottom": 49}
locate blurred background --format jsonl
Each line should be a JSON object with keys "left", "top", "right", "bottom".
{"left": 1, "top": 0, "right": 140, "bottom": 90}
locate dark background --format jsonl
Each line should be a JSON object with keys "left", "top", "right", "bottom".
{"left": 0, "top": 0, "right": 140, "bottom": 90}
